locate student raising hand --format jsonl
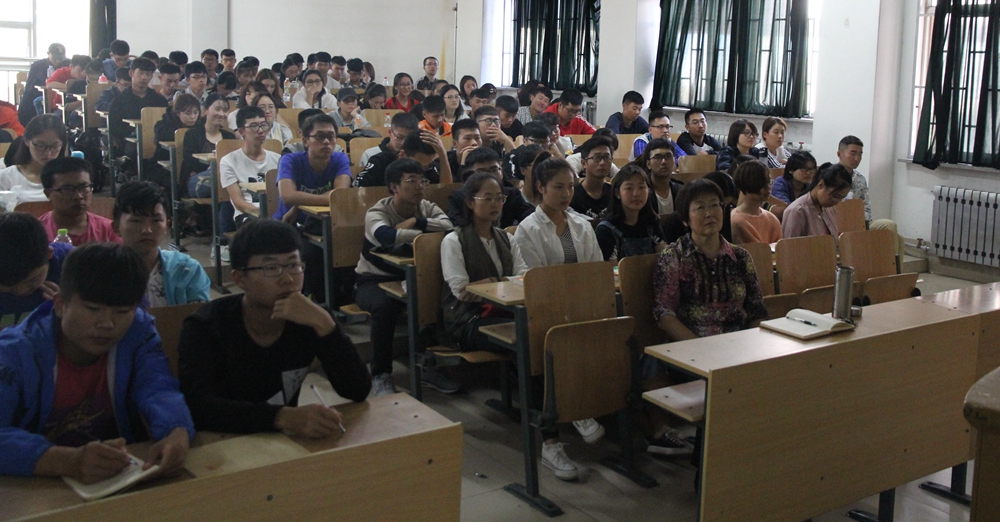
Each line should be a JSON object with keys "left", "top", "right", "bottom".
{"left": 142, "top": 427, "right": 191, "bottom": 478}
{"left": 271, "top": 289, "right": 337, "bottom": 337}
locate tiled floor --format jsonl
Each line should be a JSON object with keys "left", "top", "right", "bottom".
{"left": 176, "top": 234, "right": 981, "bottom": 521}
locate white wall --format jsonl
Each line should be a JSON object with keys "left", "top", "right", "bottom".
{"left": 118, "top": 0, "right": 192, "bottom": 57}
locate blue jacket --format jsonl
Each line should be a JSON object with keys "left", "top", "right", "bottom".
{"left": 159, "top": 249, "right": 211, "bottom": 306}
{"left": 0, "top": 301, "right": 195, "bottom": 476}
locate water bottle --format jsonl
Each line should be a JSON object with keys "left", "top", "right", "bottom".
{"left": 383, "top": 76, "right": 389, "bottom": 87}
{"left": 832, "top": 264, "right": 854, "bottom": 322}
{"left": 54, "top": 229, "right": 72, "bottom": 245}
{"left": 283, "top": 79, "right": 291, "bottom": 103}
{"left": 71, "top": 151, "right": 84, "bottom": 159}
{"left": 291, "top": 78, "right": 300, "bottom": 90}
{"left": 384, "top": 112, "right": 391, "bottom": 126}
{"left": 98, "top": 74, "right": 108, "bottom": 84}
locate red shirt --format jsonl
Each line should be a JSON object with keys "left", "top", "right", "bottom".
{"left": 43, "top": 351, "right": 119, "bottom": 447}
{"left": 39, "top": 211, "right": 122, "bottom": 246}
{"left": 385, "top": 96, "right": 419, "bottom": 113}
{"left": 0, "top": 101, "right": 24, "bottom": 136}
{"left": 45, "top": 67, "right": 77, "bottom": 108}
{"left": 543, "top": 104, "right": 596, "bottom": 136}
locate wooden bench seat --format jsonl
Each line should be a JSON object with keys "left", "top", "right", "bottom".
{"left": 480, "top": 322, "right": 517, "bottom": 345}
{"left": 642, "top": 380, "right": 706, "bottom": 423}
{"left": 427, "top": 345, "right": 511, "bottom": 363}
{"left": 378, "top": 281, "right": 406, "bottom": 299}
{"left": 338, "top": 303, "right": 371, "bottom": 317}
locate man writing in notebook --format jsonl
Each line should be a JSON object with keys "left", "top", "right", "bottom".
{"left": 0, "top": 243, "right": 194, "bottom": 483}
{"left": 178, "top": 220, "right": 371, "bottom": 436}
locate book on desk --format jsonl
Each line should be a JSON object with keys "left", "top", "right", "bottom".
{"left": 63, "top": 456, "right": 159, "bottom": 501}
{"left": 760, "top": 308, "right": 856, "bottom": 340}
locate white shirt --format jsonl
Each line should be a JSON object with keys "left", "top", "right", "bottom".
{"left": 441, "top": 230, "right": 529, "bottom": 300}
{"left": 146, "top": 261, "right": 168, "bottom": 308}
{"left": 0, "top": 165, "right": 47, "bottom": 204}
{"left": 219, "top": 148, "right": 281, "bottom": 217}
{"left": 513, "top": 207, "right": 602, "bottom": 268}
{"left": 292, "top": 89, "right": 337, "bottom": 110}
{"left": 655, "top": 191, "right": 674, "bottom": 214}
{"left": 267, "top": 122, "right": 293, "bottom": 145}
{"left": 326, "top": 76, "right": 342, "bottom": 91}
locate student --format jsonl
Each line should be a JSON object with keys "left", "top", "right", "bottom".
{"left": 154, "top": 63, "right": 182, "bottom": 100}
{"left": 0, "top": 242, "right": 194, "bottom": 482}
{"left": 770, "top": 151, "right": 816, "bottom": 221}
{"left": 516, "top": 79, "right": 543, "bottom": 106}
{"left": 329, "top": 88, "right": 371, "bottom": 131}
{"left": 417, "top": 94, "right": 451, "bottom": 136}
{"left": 38, "top": 157, "right": 120, "bottom": 245}
{"left": 274, "top": 114, "right": 352, "bottom": 220}
{"left": 468, "top": 87, "right": 491, "bottom": 114}
{"left": 358, "top": 112, "right": 418, "bottom": 167}
{"left": 704, "top": 170, "right": 737, "bottom": 243}
{"left": 565, "top": 128, "right": 620, "bottom": 178}
{"left": 175, "top": 61, "right": 209, "bottom": 105}
{"left": 227, "top": 81, "right": 265, "bottom": 130}
{"left": 354, "top": 130, "right": 452, "bottom": 188}
{"left": 360, "top": 83, "right": 387, "bottom": 111}
{"left": 18, "top": 43, "right": 68, "bottom": 125}
{"left": 595, "top": 164, "right": 667, "bottom": 261}
{"left": 458, "top": 76, "right": 478, "bottom": 110}
{"left": 344, "top": 58, "right": 367, "bottom": 89}
{"left": 731, "top": 160, "right": 782, "bottom": 244}
{"left": 495, "top": 95, "right": 523, "bottom": 139}
{"left": 385, "top": 73, "right": 419, "bottom": 112}
{"left": 542, "top": 89, "right": 595, "bottom": 136}
{"left": 536, "top": 112, "right": 573, "bottom": 156}
{"left": 445, "top": 118, "right": 486, "bottom": 175}
{"left": 0, "top": 100, "right": 24, "bottom": 139}
{"left": 254, "top": 69, "right": 286, "bottom": 109}
{"left": 604, "top": 91, "right": 649, "bottom": 135}
{"left": 177, "top": 220, "right": 369, "bottom": 435}
{"left": 354, "top": 159, "right": 456, "bottom": 397}
{"left": 280, "top": 109, "right": 324, "bottom": 155}
{"left": 439, "top": 85, "right": 466, "bottom": 124}
{"left": 221, "top": 49, "right": 237, "bottom": 72}
{"left": 474, "top": 105, "right": 516, "bottom": 156}
{"left": 108, "top": 58, "right": 168, "bottom": 152}
{"left": 781, "top": 162, "right": 853, "bottom": 240}
{"left": 329, "top": 55, "right": 347, "bottom": 87}
{"left": 630, "top": 111, "right": 685, "bottom": 161}
{"left": 210, "top": 71, "right": 239, "bottom": 101}
{"left": 510, "top": 144, "right": 546, "bottom": 204}
{"left": 234, "top": 61, "right": 255, "bottom": 89}
{"left": 362, "top": 61, "right": 376, "bottom": 86}
{"left": 102, "top": 39, "right": 131, "bottom": 80}
{"left": 440, "top": 172, "right": 528, "bottom": 352}
{"left": 95, "top": 67, "right": 131, "bottom": 112}
{"left": 715, "top": 119, "right": 763, "bottom": 172}
{"left": 417, "top": 57, "right": 439, "bottom": 91}
{"left": 292, "top": 70, "right": 336, "bottom": 110}
{"left": 757, "top": 117, "right": 790, "bottom": 168}
{"left": 516, "top": 85, "right": 552, "bottom": 125}
{"left": 638, "top": 138, "right": 684, "bottom": 215}
{"left": 0, "top": 212, "right": 71, "bottom": 322}
{"left": 569, "top": 137, "right": 614, "bottom": 219}
{"left": 0, "top": 115, "right": 66, "bottom": 204}
{"left": 280, "top": 57, "right": 301, "bottom": 86}
{"left": 253, "top": 92, "right": 293, "bottom": 145}
{"left": 152, "top": 94, "right": 200, "bottom": 165}
{"left": 676, "top": 108, "right": 724, "bottom": 156}
{"left": 168, "top": 51, "right": 188, "bottom": 68}
{"left": 836, "top": 136, "right": 905, "bottom": 255}
{"left": 201, "top": 49, "right": 219, "bottom": 85}
{"left": 181, "top": 94, "right": 236, "bottom": 200}
{"left": 504, "top": 122, "right": 557, "bottom": 184}
{"left": 221, "top": 107, "right": 282, "bottom": 228}
{"left": 446, "top": 147, "right": 534, "bottom": 228}
{"left": 43, "top": 54, "right": 90, "bottom": 113}
{"left": 242, "top": 56, "right": 260, "bottom": 77}
{"left": 112, "top": 181, "right": 210, "bottom": 307}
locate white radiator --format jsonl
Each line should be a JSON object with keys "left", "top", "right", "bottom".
{"left": 932, "top": 186, "right": 1000, "bottom": 267}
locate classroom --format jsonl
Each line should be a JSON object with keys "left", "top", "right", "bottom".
{"left": 0, "top": 0, "right": 998, "bottom": 521}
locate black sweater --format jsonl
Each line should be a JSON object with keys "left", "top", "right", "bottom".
{"left": 177, "top": 295, "right": 371, "bottom": 434}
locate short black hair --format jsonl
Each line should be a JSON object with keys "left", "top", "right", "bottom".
{"left": 495, "top": 95, "right": 519, "bottom": 115}
{"left": 676, "top": 178, "right": 725, "bottom": 226}
{"left": 422, "top": 94, "right": 445, "bottom": 114}
{"left": 528, "top": 85, "right": 552, "bottom": 100}
{"left": 704, "top": 171, "right": 738, "bottom": 200}
{"left": 807, "top": 163, "right": 854, "bottom": 192}
{"left": 70, "top": 54, "right": 91, "bottom": 69}
{"left": 41, "top": 157, "right": 92, "bottom": 189}
{"left": 365, "top": 83, "right": 388, "bottom": 100}
{"left": 727, "top": 154, "right": 757, "bottom": 176}
{"left": 331, "top": 55, "right": 346, "bottom": 66}
{"left": 641, "top": 138, "right": 675, "bottom": 166}
{"left": 400, "top": 132, "right": 436, "bottom": 157}
{"left": 347, "top": 57, "right": 363, "bottom": 72}
{"left": 451, "top": 118, "right": 480, "bottom": 140}
{"left": 386, "top": 158, "right": 425, "bottom": 188}
{"left": 536, "top": 112, "right": 560, "bottom": 130}
{"left": 115, "top": 67, "right": 131, "bottom": 82}
{"left": 230, "top": 219, "right": 302, "bottom": 270}
{"left": 732, "top": 160, "right": 771, "bottom": 195}
{"left": 423, "top": 56, "right": 438, "bottom": 66}
{"left": 522, "top": 121, "right": 550, "bottom": 141}
{"left": 235, "top": 61, "right": 255, "bottom": 75}
{"left": 390, "top": 112, "right": 420, "bottom": 131}
{"left": 465, "top": 147, "right": 500, "bottom": 168}
{"left": 473, "top": 105, "right": 499, "bottom": 120}
{"left": 306, "top": 53, "right": 316, "bottom": 65}
{"left": 559, "top": 89, "right": 583, "bottom": 107}
{"left": 201, "top": 48, "right": 219, "bottom": 59}
{"left": 592, "top": 128, "right": 619, "bottom": 150}
{"left": 314, "top": 52, "right": 332, "bottom": 63}
{"left": 839, "top": 135, "right": 864, "bottom": 150}
{"left": 184, "top": 61, "right": 208, "bottom": 78}
{"left": 236, "top": 106, "right": 266, "bottom": 128}
{"left": 648, "top": 110, "right": 668, "bottom": 124}
{"left": 242, "top": 56, "right": 260, "bottom": 68}
{"left": 168, "top": 51, "right": 189, "bottom": 65}
{"left": 158, "top": 63, "right": 181, "bottom": 76}
{"left": 622, "top": 91, "right": 644, "bottom": 106}
{"left": 0, "top": 212, "right": 50, "bottom": 287}
{"left": 114, "top": 181, "right": 167, "bottom": 222}
{"left": 60, "top": 243, "right": 148, "bottom": 307}
{"left": 579, "top": 136, "right": 613, "bottom": 159}
{"left": 130, "top": 57, "right": 157, "bottom": 73}
{"left": 109, "top": 40, "right": 130, "bottom": 56}
{"left": 470, "top": 87, "right": 491, "bottom": 100}
{"left": 726, "top": 119, "right": 758, "bottom": 148}
{"left": 202, "top": 92, "right": 229, "bottom": 111}
{"left": 684, "top": 108, "right": 706, "bottom": 124}
{"left": 215, "top": 71, "right": 238, "bottom": 90}
{"left": 784, "top": 151, "right": 817, "bottom": 181}
{"left": 221, "top": 48, "right": 236, "bottom": 58}
{"left": 297, "top": 108, "right": 324, "bottom": 128}
{"left": 85, "top": 59, "right": 105, "bottom": 76}
{"left": 302, "top": 113, "right": 336, "bottom": 137}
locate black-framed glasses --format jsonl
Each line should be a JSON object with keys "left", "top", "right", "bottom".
{"left": 51, "top": 183, "right": 93, "bottom": 196}
{"left": 648, "top": 154, "right": 674, "bottom": 163}
{"left": 586, "top": 154, "right": 612, "bottom": 163}
{"left": 649, "top": 124, "right": 672, "bottom": 131}
{"left": 30, "top": 141, "right": 63, "bottom": 152}
{"left": 309, "top": 132, "right": 337, "bottom": 142}
{"left": 245, "top": 122, "right": 273, "bottom": 133}
{"left": 241, "top": 262, "right": 306, "bottom": 277}
{"left": 478, "top": 118, "right": 501, "bottom": 127}
{"left": 304, "top": 79, "right": 323, "bottom": 86}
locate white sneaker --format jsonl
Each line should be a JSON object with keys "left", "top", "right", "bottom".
{"left": 372, "top": 373, "right": 398, "bottom": 397}
{"left": 572, "top": 418, "right": 605, "bottom": 444}
{"left": 220, "top": 245, "right": 230, "bottom": 264}
{"left": 541, "top": 442, "right": 579, "bottom": 481}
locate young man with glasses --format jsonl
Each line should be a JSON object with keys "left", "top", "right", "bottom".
{"left": 355, "top": 158, "right": 456, "bottom": 397}
{"left": 630, "top": 110, "right": 686, "bottom": 162}
{"left": 677, "top": 108, "right": 723, "bottom": 156}
{"left": 358, "top": 112, "right": 419, "bottom": 167}
{"left": 473, "top": 105, "right": 515, "bottom": 157}
{"left": 221, "top": 107, "right": 282, "bottom": 229}
{"left": 200, "top": 49, "right": 219, "bottom": 85}
{"left": 178, "top": 219, "right": 371, "bottom": 436}
{"left": 445, "top": 147, "right": 534, "bottom": 228}
{"left": 36, "top": 157, "right": 120, "bottom": 245}
{"left": 541, "top": 88, "right": 595, "bottom": 136}
{"left": 570, "top": 137, "right": 614, "bottom": 219}
{"left": 641, "top": 139, "right": 684, "bottom": 215}
{"left": 416, "top": 57, "right": 439, "bottom": 91}
{"left": 175, "top": 62, "right": 209, "bottom": 105}
{"left": 220, "top": 49, "right": 237, "bottom": 73}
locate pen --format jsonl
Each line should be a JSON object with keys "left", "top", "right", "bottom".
{"left": 787, "top": 316, "right": 818, "bottom": 327}
{"left": 310, "top": 384, "right": 347, "bottom": 434}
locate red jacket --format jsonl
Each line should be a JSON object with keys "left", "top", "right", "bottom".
{"left": 0, "top": 101, "right": 24, "bottom": 136}
{"left": 543, "top": 103, "right": 595, "bottom": 136}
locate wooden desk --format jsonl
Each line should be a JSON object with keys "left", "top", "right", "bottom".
{"left": 299, "top": 206, "right": 329, "bottom": 216}
{"left": 243, "top": 182, "right": 268, "bottom": 219}
{"left": 466, "top": 281, "right": 526, "bottom": 306}
{"left": 370, "top": 251, "right": 414, "bottom": 268}
{"left": 645, "top": 297, "right": 980, "bottom": 522}
{"left": 296, "top": 206, "right": 334, "bottom": 307}
{"left": 0, "top": 395, "right": 462, "bottom": 521}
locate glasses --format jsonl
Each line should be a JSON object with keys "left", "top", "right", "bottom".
{"left": 649, "top": 124, "right": 672, "bottom": 130}
{"left": 473, "top": 195, "right": 508, "bottom": 204}
{"left": 478, "top": 118, "right": 501, "bottom": 127}
{"left": 242, "top": 262, "right": 306, "bottom": 277}
{"left": 30, "top": 141, "right": 63, "bottom": 153}
{"left": 586, "top": 154, "right": 612, "bottom": 163}
{"left": 648, "top": 154, "right": 674, "bottom": 163}
{"left": 51, "top": 183, "right": 93, "bottom": 196}
{"left": 402, "top": 177, "right": 430, "bottom": 187}
{"left": 304, "top": 79, "right": 323, "bottom": 86}
{"left": 690, "top": 201, "right": 723, "bottom": 215}
{"left": 309, "top": 132, "right": 337, "bottom": 142}
{"left": 563, "top": 106, "right": 582, "bottom": 116}
{"left": 245, "top": 122, "right": 273, "bottom": 133}
{"left": 742, "top": 130, "right": 759, "bottom": 139}
{"left": 397, "top": 82, "right": 413, "bottom": 88}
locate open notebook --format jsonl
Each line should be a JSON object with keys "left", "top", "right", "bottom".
{"left": 760, "top": 308, "right": 856, "bottom": 340}
{"left": 63, "top": 456, "right": 159, "bottom": 501}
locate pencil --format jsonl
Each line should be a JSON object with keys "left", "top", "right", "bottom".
{"left": 310, "top": 384, "right": 347, "bottom": 434}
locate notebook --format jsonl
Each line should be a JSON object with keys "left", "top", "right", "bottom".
{"left": 760, "top": 308, "right": 856, "bottom": 340}
{"left": 63, "top": 455, "right": 159, "bottom": 501}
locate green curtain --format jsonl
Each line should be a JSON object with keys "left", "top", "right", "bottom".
{"left": 913, "top": 0, "right": 999, "bottom": 169}
{"left": 652, "top": 0, "right": 809, "bottom": 117}
{"left": 511, "top": 0, "right": 600, "bottom": 97}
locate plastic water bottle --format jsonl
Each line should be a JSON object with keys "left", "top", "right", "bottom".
{"left": 98, "top": 74, "right": 108, "bottom": 84}
{"left": 54, "top": 229, "right": 72, "bottom": 245}
{"left": 384, "top": 112, "right": 391, "bottom": 126}
{"left": 70, "top": 151, "right": 84, "bottom": 159}
{"left": 383, "top": 76, "right": 389, "bottom": 87}
{"left": 283, "top": 79, "right": 291, "bottom": 103}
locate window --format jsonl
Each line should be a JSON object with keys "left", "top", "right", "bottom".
{"left": 0, "top": 0, "right": 33, "bottom": 58}
{"left": 506, "top": 0, "right": 600, "bottom": 96}
{"left": 911, "top": 0, "right": 999, "bottom": 168}
{"left": 0, "top": 0, "right": 89, "bottom": 59}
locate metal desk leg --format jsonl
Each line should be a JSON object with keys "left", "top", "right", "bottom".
{"left": 258, "top": 192, "right": 268, "bottom": 223}
{"left": 503, "top": 305, "right": 562, "bottom": 517}
{"left": 168, "top": 147, "right": 182, "bottom": 249}
{"left": 135, "top": 125, "right": 143, "bottom": 181}
{"left": 847, "top": 489, "right": 895, "bottom": 522}
{"left": 209, "top": 161, "right": 230, "bottom": 294}
{"left": 918, "top": 463, "right": 971, "bottom": 506}
{"left": 321, "top": 215, "right": 333, "bottom": 309}
{"left": 405, "top": 265, "right": 423, "bottom": 402}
